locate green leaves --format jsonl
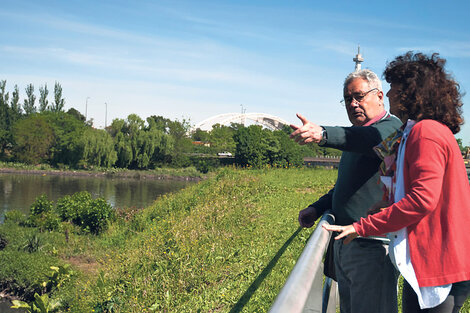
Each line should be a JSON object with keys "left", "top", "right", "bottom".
{"left": 110, "top": 114, "right": 175, "bottom": 169}
{"left": 12, "top": 115, "right": 55, "bottom": 164}
{"left": 55, "top": 191, "right": 114, "bottom": 234}
{"left": 11, "top": 292, "right": 61, "bottom": 313}
{"left": 80, "top": 128, "right": 117, "bottom": 168}
{"left": 234, "top": 125, "right": 303, "bottom": 168}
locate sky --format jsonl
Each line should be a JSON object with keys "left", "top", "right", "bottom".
{"left": 1, "top": 0, "right": 469, "bottom": 145}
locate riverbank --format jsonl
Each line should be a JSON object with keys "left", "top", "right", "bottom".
{"left": 0, "top": 162, "right": 204, "bottom": 181}
{"left": 0, "top": 167, "right": 336, "bottom": 312}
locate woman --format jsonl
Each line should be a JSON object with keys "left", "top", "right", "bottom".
{"left": 324, "top": 52, "right": 470, "bottom": 313}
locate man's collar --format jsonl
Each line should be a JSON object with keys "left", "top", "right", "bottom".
{"left": 362, "top": 110, "right": 387, "bottom": 127}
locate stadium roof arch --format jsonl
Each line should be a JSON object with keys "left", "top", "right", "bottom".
{"left": 193, "top": 113, "right": 290, "bottom": 132}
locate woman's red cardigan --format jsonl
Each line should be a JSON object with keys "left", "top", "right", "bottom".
{"left": 353, "top": 119, "right": 470, "bottom": 287}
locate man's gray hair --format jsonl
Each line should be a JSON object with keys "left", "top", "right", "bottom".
{"left": 344, "top": 69, "right": 382, "bottom": 91}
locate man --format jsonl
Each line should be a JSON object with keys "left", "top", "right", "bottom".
{"left": 290, "top": 69, "right": 402, "bottom": 313}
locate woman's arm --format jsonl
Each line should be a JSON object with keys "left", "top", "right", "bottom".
{"left": 354, "top": 135, "right": 447, "bottom": 237}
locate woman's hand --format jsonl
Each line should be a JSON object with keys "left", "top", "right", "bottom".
{"left": 322, "top": 224, "right": 358, "bottom": 244}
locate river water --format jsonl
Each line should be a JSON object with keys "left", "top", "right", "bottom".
{"left": 0, "top": 173, "right": 194, "bottom": 222}
{"left": 0, "top": 172, "right": 194, "bottom": 311}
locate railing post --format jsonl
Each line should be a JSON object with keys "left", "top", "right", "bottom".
{"left": 322, "top": 277, "right": 338, "bottom": 313}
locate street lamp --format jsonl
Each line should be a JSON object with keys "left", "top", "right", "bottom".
{"left": 240, "top": 104, "right": 246, "bottom": 126}
{"left": 105, "top": 102, "right": 108, "bottom": 128}
{"left": 85, "top": 97, "right": 90, "bottom": 121}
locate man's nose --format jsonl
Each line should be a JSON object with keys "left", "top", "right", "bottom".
{"left": 349, "top": 99, "right": 360, "bottom": 107}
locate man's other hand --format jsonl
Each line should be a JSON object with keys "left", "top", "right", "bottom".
{"left": 298, "top": 205, "right": 319, "bottom": 228}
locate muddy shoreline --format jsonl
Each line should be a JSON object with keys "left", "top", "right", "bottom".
{"left": 0, "top": 167, "right": 203, "bottom": 181}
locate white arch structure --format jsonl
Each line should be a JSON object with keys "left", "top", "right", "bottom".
{"left": 194, "top": 112, "right": 290, "bottom": 131}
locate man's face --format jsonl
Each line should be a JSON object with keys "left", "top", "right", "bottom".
{"left": 343, "top": 78, "right": 384, "bottom": 126}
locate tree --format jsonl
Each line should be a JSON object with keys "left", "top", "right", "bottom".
{"left": 43, "top": 111, "right": 87, "bottom": 167}
{"left": 146, "top": 117, "right": 174, "bottom": 166}
{"left": 147, "top": 115, "right": 171, "bottom": 133}
{"left": 108, "top": 114, "right": 175, "bottom": 169}
{"left": 13, "top": 115, "right": 55, "bottom": 164}
{"left": 66, "top": 108, "right": 86, "bottom": 122}
{"left": 38, "top": 84, "right": 49, "bottom": 112}
{"left": 192, "top": 128, "right": 210, "bottom": 142}
{"left": 146, "top": 115, "right": 192, "bottom": 167}
{"left": 52, "top": 82, "right": 65, "bottom": 112}
{"left": 0, "top": 80, "right": 11, "bottom": 155}
{"left": 270, "top": 130, "right": 303, "bottom": 167}
{"left": 166, "top": 118, "right": 193, "bottom": 167}
{"left": 234, "top": 125, "right": 269, "bottom": 168}
{"left": 209, "top": 124, "right": 236, "bottom": 153}
{"left": 23, "top": 83, "right": 36, "bottom": 115}
{"left": 10, "top": 85, "right": 22, "bottom": 117}
{"left": 233, "top": 125, "right": 304, "bottom": 168}
{"left": 80, "top": 128, "right": 117, "bottom": 168}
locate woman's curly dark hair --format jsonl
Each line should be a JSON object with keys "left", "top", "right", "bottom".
{"left": 383, "top": 52, "right": 464, "bottom": 133}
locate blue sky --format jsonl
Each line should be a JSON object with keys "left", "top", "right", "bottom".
{"left": 1, "top": 0, "right": 469, "bottom": 144}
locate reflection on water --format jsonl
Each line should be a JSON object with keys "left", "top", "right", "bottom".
{"left": 0, "top": 298, "right": 22, "bottom": 313}
{"left": 0, "top": 173, "right": 194, "bottom": 221}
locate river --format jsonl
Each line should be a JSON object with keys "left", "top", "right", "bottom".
{"left": 0, "top": 172, "right": 195, "bottom": 312}
{"left": 0, "top": 172, "right": 195, "bottom": 222}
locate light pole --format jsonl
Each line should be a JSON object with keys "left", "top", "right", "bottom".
{"left": 85, "top": 97, "right": 90, "bottom": 121}
{"left": 240, "top": 104, "right": 246, "bottom": 126}
{"left": 105, "top": 102, "right": 108, "bottom": 128}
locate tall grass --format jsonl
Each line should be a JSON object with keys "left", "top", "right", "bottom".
{"left": 82, "top": 167, "right": 336, "bottom": 312}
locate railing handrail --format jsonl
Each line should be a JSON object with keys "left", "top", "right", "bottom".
{"left": 269, "top": 212, "right": 335, "bottom": 313}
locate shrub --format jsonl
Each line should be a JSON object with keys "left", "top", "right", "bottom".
{"left": 4, "top": 209, "right": 27, "bottom": 224}
{"left": 56, "top": 192, "right": 92, "bottom": 224}
{"left": 79, "top": 198, "right": 114, "bottom": 234}
{"left": 30, "top": 195, "right": 54, "bottom": 216}
{"left": 56, "top": 191, "right": 114, "bottom": 234}
{"left": 25, "top": 196, "right": 60, "bottom": 231}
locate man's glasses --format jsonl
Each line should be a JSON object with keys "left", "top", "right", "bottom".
{"left": 340, "top": 88, "right": 378, "bottom": 106}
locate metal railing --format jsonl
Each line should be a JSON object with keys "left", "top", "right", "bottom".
{"left": 269, "top": 212, "right": 337, "bottom": 313}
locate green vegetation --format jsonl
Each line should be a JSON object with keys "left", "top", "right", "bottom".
{"left": 1, "top": 167, "right": 468, "bottom": 312}
{"left": 0, "top": 80, "right": 341, "bottom": 174}
{"left": 0, "top": 167, "right": 337, "bottom": 312}
{"left": 21, "top": 192, "right": 114, "bottom": 235}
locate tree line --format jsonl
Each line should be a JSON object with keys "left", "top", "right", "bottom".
{"left": 0, "top": 80, "right": 341, "bottom": 172}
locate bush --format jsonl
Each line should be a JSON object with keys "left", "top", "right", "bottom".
{"left": 4, "top": 209, "right": 27, "bottom": 224}
{"left": 30, "top": 195, "right": 54, "bottom": 216}
{"left": 56, "top": 192, "right": 92, "bottom": 224}
{"left": 56, "top": 192, "right": 114, "bottom": 234}
{"left": 80, "top": 198, "right": 114, "bottom": 234}
{"left": 25, "top": 195, "right": 60, "bottom": 231}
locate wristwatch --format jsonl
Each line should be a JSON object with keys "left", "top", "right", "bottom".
{"left": 319, "top": 127, "right": 327, "bottom": 145}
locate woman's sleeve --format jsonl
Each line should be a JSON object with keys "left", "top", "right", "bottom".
{"left": 353, "top": 134, "right": 447, "bottom": 237}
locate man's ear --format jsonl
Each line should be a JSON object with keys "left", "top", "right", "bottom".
{"left": 377, "top": 90, "right": 384, "bottom": 104}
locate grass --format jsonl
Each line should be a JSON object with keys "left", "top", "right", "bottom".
{"left": 0, "top": 167, "right": 336, "bottom": 312}
{"left": 1, "top": 166, "right": 467, "bottom": 312}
